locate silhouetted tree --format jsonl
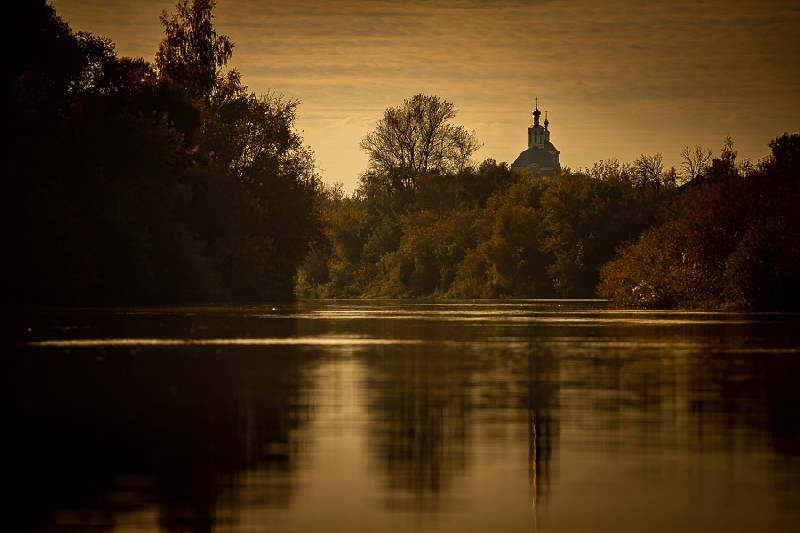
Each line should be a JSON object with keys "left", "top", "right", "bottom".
{"left": 155, "top": 0, "right": 235, "bottom": 100}
{"left": 601, "top": 132, "right": 800, "bottom": 309}
{"left": 767, "top": 132, "right": 800, "bottom": 179}
{"left": 631, "top": 153, "right": 665, "bottom": 187}
{"left": 360, "top": 94, "right": 480, "bottom": 191}
{"left": 4, "top": 0, "right": 322, "bottom": 305}
{"left": 680, "top": 144, "right": 712, "bottom": 182}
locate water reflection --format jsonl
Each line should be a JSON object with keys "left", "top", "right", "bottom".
{"left": 5, "top": 302, "right": 800, "bottom": 532}
{"left": 363, "top": 343, "right": 471, "bottom": 510}
{"left": 8, "top": 310, "right": 319, "bottom": 532}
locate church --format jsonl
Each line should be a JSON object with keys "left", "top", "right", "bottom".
{"left": 511, "top": 100, "right": 561, "bottom": 176}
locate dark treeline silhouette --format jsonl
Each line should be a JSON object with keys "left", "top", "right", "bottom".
{"left": 298, "top": 94, "right": 800, "bottom": 310}
{"left": 5, "top": 1, "right": 322, "bottom": 305}
{"left": 7, "top": 2, "right": 798, "bottom": 309}
{"left": 600, "top": 134, "right": 800, "bottom": 309}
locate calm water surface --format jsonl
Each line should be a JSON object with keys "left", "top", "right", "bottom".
{"left": 6, "top": 300, "right": 800, "bottom": 532}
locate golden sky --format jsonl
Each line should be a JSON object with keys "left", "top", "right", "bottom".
{"left": 52, "top": 0, "right": 800, "bottom": 190}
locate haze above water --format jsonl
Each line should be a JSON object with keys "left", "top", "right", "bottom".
{"left": 7, "top": 301, "right": 800, "bottom": 532}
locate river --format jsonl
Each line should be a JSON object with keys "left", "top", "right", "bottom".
{"left": 7, "top": 300, "right": 800, "bottom": 532}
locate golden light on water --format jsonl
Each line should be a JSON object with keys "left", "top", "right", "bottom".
{"left": 26, "top": 337, "right": 421, "bottom": 347}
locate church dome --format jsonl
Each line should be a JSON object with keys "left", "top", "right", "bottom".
{"left": 511, "top": 143, "right": 559, "bottom": 174}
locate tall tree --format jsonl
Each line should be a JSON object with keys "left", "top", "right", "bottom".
{"left": 155, "top": 0, "right": 234, "bottom": 100}
{"left": 360, "top": 94, "right": 480, "bottom": 190}
{"left": 5, "top": 0, "right": 324, "bottom": 305}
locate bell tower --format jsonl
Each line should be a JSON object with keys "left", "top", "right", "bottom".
{"left": 528, "top": 98, "right": 546, "bottom": 149}
{"left": 513, "top": 97, "right": 561, "bottom": 177}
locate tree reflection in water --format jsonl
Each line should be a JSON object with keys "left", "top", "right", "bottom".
{"left": 359, "top": 335, "right": 560, "bottom": 514}
{"left": 5, "top": 304, "right": 800, "bottom": 532}
{"left": 7, "top": 309, "right": 319, "bottom": 532}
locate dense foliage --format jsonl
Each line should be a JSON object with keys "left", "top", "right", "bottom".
{"left": 298, "top": 135, "right": 677, "bottom": 299}
{"left": 300, "top": 94, "right": 799, "bottom": 310}
{"left": 599, "top": 134, "right": 800, "bottom": 309}
{"left": 4, "top": 1, "right": 322, "bottom": 304}
{"left": 7, "top": 3, "right": 797, "bottom": 310}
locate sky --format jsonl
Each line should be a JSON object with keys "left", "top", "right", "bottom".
{"left": 52, "top": 0, "right": 800, "bottom": 191}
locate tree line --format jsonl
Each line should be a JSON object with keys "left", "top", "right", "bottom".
{"left": 600, "top": 134, "right": 800, "bottom": 309}
{"left": 7, "top": 2, "right": 798, "bottom": 309}
{"left": 299, "top": 95, "right": 800, "bottom": 310}
{"left": 5, "top": 0, "right": 322, "bottom": 305}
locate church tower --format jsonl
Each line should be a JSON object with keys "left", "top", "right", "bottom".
{"left": 512, "top": 98, "right": 561, "bottom": 176}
